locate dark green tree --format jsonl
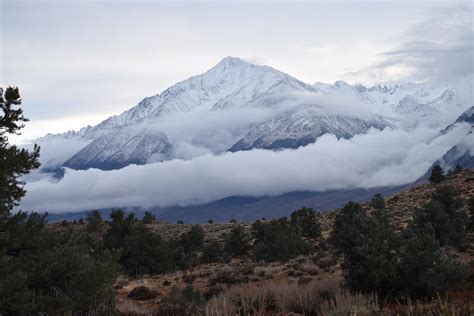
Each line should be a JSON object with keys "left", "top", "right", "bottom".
{"left": 86, "top": 210, "right": 103, "bottom": 232}
{"left": 413, "top": 186, "right": 468, "bottom": 248}
{"left": 370, "top": 193, "right": 385, "bottom": 210}
{"left": 330, "top": 202, "right": 371, "bottom": 254}
{"left": 142, "top": 211, "right": 156, "bottom": 224}
{"left": 179, "top": 225, "right": 205, "bottom": 253}
{"left": 224, "top": 226, "right": 251, "bottom": 258}
{"left": 0, "top": 87, "right": 40, "bottom": 217}
{"left": 1, "top": 228, "right": 119, "bottom": 314}
{"left": 103, "top": 209, "right": 136, "bottom": 249}
{"left": 453, "top": 163, "right": 463, "bottom": 174}
{"left": 201, "top": 240, "right": 224, "bottom": 263}
{"left": 289, "top": 207, "right": 322, "bottom": 239}
{"left": 0, "top": 88, "right": 119, "bottom": 313}
{"left": 122, "top": 226, "right": 173, "bottom": 275}
{"left": 468, "top": 197, "right": 474, "bottom": 231}
{"left": 397, "top": 224, "right": 469, "bottom": 298}
{"left": 340, "top": 207, "right": 401, "bottom": 297}
{"left": 429, "top": 165, "right": 445, "bottom": 184}
{"left": 253, "top": 218, "right": 311, "bottom": 262}
{"left": 104, "top": 210, "right": 173, "bottom": 275}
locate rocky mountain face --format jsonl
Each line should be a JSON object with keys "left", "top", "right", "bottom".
{"left": 35, "top": 57, "right": 471, "bottom": 172}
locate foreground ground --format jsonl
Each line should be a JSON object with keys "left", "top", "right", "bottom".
{"left": 90, "top": 169, "right": 474, "bottom": 315}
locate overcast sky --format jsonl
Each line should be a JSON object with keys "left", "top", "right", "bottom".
{"left": 2, "top": 0, "right": 470, "bottom": 142}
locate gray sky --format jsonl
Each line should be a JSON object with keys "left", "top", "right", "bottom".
{"left": 1, "top": 0, "right": 470, "bottom": 142}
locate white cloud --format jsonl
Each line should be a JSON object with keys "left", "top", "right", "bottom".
{"left": 20, "top": 124, "right": 469, "bottom": 213}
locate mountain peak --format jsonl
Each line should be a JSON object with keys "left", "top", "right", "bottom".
{"left": 218, "top": 56, "right": 248, "bottom": 65}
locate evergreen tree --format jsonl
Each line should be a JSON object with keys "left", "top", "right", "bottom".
{"left": 253, "top": 218, "right": 311, "bottom": 262}
{"left": 429, "top": 165, "right": 445, "bottom": 184}
{"left": 86, "top": 210, "right": 103, "bottom": 232}
{"left": 104, "top": 210, "right": 173, "bottom": 275}
{"left": 414, "top": 186, "right": 468, "bottom": 248}
{"left": 0, "top": 87, "right": 118, "bottom": 313}
{"left": 468, "top": 197, "right": 474, "bottom": 231}
{"left": 332, "top": 200, "right": 470, "bottom": 299}
{"left": 224, "top": 226, "right": 251, "bottom": 258}
{"left": 330, "top": 201, "right": 371, "bottom": 255}
{"left": 289, "top": 207, "right": 322, "bottom": 239}
{"left": 370, "top": 193, "right": 385, "bottom": 210}
{"left": 398, "top": 224, "right": 469, "bottom": 298}
{"left": 341, "top": 208, "right": 401, "bottom": 297}
{"left": 0, "top": 87, "right": 40, "bottom": 217}
{"left": 201, "top": 240, "right": 224, "bottom": 263}
{"left": 142, "top": 211, "right": 156, "bottom": 224}
{"left": 179, "top": 225, "right": 205, "bottom": 253}
{"left": 453, "top": 163, "right": 463, "bottom": 174}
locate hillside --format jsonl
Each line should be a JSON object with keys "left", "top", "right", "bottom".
{"left": 89, "top": 168, "right": 474, "bottom": 314}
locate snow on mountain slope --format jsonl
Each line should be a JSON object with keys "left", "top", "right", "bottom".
{"left": 229, "top": 107, "right": 392, "bottom": 151}
{"left": 314, "top": 81, "right": 467, "bottom": 128}
{"left": 91, "top": 57, "right": 316, "bottom": 130}
{"left": 33, "top": 57, "right": 470, "bottom": 171}
{"left": 63, "top": 128, "right": 172, "bottom": 170}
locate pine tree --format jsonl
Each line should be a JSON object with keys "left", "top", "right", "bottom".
{"left": 468, "top": 197, "right": 474, "bottom": 231}
{"left": 429, "top": 165, "right": 445, "bottom": 184}
{"left": 142, "top": 211, "right": 156, "bottom": 224}
{"left": 453, "top": 163, "right": 463, "bottom": 174}
{"left": 86, "top": 210, "right": 103, "bottom": 232}
{"left": 370, "top": 193, "right": 385, "bottom": 210}
{"left": 0, "top": 87, "right": 119, "bottom": 313}
{"left": 290, "top": 207, "right": 322, "bottom": 239}
{"left": 0, "top": 87, "right": 40, "bottom": 217}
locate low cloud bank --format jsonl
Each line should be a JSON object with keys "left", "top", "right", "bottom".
{"left": 20, "top": 124, "right": 469, "bottom": 213}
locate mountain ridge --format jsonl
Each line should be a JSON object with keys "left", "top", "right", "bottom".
{"left": 33, "top": 57, "right": 470, "bottom": 172}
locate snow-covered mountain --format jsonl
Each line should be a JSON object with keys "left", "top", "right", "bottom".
{"left": 34, "top": 57, "right": 471, "bottom": 172}
{"left": 63, "top": 128, "right": 172, "bottom": 170}
{"left": 229, "top": 109, "right": 392, "bottom": 151}
{"left": 436, "top": 106, "right": 474, "bottom": 170}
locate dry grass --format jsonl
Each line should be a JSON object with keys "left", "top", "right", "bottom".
{"left": 206, "top": 278, "right": 341, "bottom": 315}
{"left": 205, "top": 278, "right": 473, "bottom": 316}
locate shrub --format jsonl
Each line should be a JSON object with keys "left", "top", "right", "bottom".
{"left": 179, "top": 225, "right": 205, "bottom": 252}
{"left": 201, "top": 240, "right": 224, "bottom": 263}
{"left": 156, "top": 286, "right": 205, "bottom": 316}
{"left": 128, "top": 286, "right": 159, "bottom": 301}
